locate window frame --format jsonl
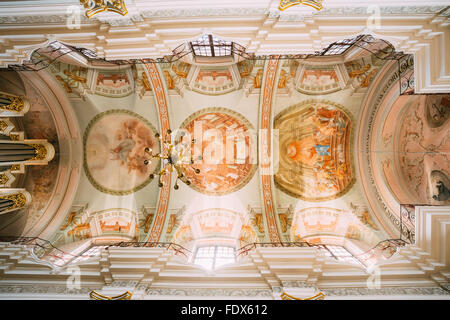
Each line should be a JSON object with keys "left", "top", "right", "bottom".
{"left": 190, "top": 34, "right": 234, "bottom": 57}
{"left": 193, "top": 245, "right": 236, "bottom": 270}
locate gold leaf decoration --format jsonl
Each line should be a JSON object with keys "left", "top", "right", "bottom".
{"left": 80, "top": 0, "right": 128, "bottom": 18}
{"left": 0, "top": 93, "right": 25, "bottom": 112}
{"left": 0, "top": 193, "right": 27, "bottom": 209}
{"left": 279, "top": 0, "right": 323, "bottom": 11}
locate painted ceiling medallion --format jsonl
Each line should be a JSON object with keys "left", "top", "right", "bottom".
{"left": 84, "top": 110, "right": 159, "bottom": 195}
{"left": 279, "top": 0, "right": 323, "bottom": 11}
{"left": 274, "top": 100, "right": 355, "bottom": 201}
{"left": 179, "top": 108, "right": 257, "bottom": 196}
{"left": 80, "top": 0, "right": 128, "bottom": 18}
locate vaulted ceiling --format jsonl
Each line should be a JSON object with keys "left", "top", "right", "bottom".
{"left": 0, "top": 0, "right": 449, "bottom": 269}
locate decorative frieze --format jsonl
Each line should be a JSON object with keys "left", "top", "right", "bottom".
{"left": 322, "top": 287, "right": 450, "bottom": 296}
{"left": 0, "top": 285, "right": 94, "bottom": 295}
{"left": 145, "top": 288, "right": 273, "bottom": 297}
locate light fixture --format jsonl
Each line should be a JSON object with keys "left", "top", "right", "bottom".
{"left": 144, "top": 130, "right": 200, "bottom": 190}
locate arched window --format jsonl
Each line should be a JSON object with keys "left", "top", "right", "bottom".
{"left": 190, "top": 34, "right": 233, "bottom": 57}
{"left": 317, "top": 244, "right": 365, "bottom": 267}
{"left": 193, "top": 245, "right": 235, "bottom": 270}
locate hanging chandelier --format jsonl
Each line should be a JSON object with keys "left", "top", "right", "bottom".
{"left": 144, "top": 130, "right": 200, "bottom": 190}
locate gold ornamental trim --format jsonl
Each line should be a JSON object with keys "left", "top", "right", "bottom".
{"left": 281, "top": 292, "right": 325, "bottom": 300}
{"left": 0, "top": 93, "right": 25, "bottom": 113}
{"left": 80, "top": 0, "right": 128, "bottom": 18}
{"left": 279, "top": 0, "right": 323, "bottom": 11}
{"left": 90, "top": 290, "right": 132, "bottom": 300}
{"left": 0, "top": 193, "right": 27, "bottom": 210}
{"left": 29, "top": 144, "right": 48, "bottom": 161}
{"left": 0, "top": 121, "right": 8, "bottom": 132}
{"left": 9, "top": 134, "right": 20, "bottom": 141}
{"left": 0, "top": 174, "right": 9, "bottom": 185}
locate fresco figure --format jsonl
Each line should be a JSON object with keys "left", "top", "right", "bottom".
{"left": 314, "top": 144, "right": 330, "bottom": 157}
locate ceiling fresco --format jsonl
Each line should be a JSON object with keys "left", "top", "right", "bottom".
{"left": 397, "top": 94, "right": 450, "bottom": 205}
{"left": 297, "top": 65, "right": 341, "bottom": 95}
{"left": 179, "top": 108, "right": 257, "bottom": 196}
{"left": 2, "top": 33, "right": 444, "bottom": 270}
{"left": 192, "top": 67, "right": 236, "bottom": 95}
{"left": 274, "top": 100, "right": 354, "bottom": 201}
{"left": 94, "top": 69, "right": 134, "bottom": 98}
{"left": 83, "top": 109, "right": 160, "bottom": 195}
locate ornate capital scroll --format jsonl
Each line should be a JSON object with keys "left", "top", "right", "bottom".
{"left": 259, "top": 59, "right": 281, "bottom": 243}
{"left": 80, "top": 0, "right": 128, "bottom": 18}
{"left": 279, "top": 0, "right": 323, "bottom": 11}
{"left": 144, "top": 62, "right": 171, "bottom": 243}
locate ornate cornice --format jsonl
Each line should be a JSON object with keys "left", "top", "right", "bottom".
{"left": 0, "top": 6, "right": 447, "bottom": 25}
{"left": 0, "top": 286, "right": 95, "bottom": 294}
{"left": 322, "top": 287, "right": 450, "bottom": 296}
{"left": 82, "top": 109, "right": 159, "bottom": 196}
{"left": 145, "top": 288, "right": 273, "bottom": 297}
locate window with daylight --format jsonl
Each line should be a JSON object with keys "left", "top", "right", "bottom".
{"left": 317, "top": 245, "right": 365, "bottom": 267}
{"left": 190, "top": 34, "right": 233, "bottom": 57}
{"left": 193, "top": 246, "right": 235, "bottom": 270}
{"left": 321, "top": 35, "right": 363, "bottom": 55}
{"left": 70, "top": 246, "right": 107, "bottom": 264}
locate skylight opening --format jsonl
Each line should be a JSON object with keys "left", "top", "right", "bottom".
{"left": 321, "top": 35, "right": 363, "bottom": 56}
{"left": 70, "top": 245, "right": 107, "bottom": 264}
